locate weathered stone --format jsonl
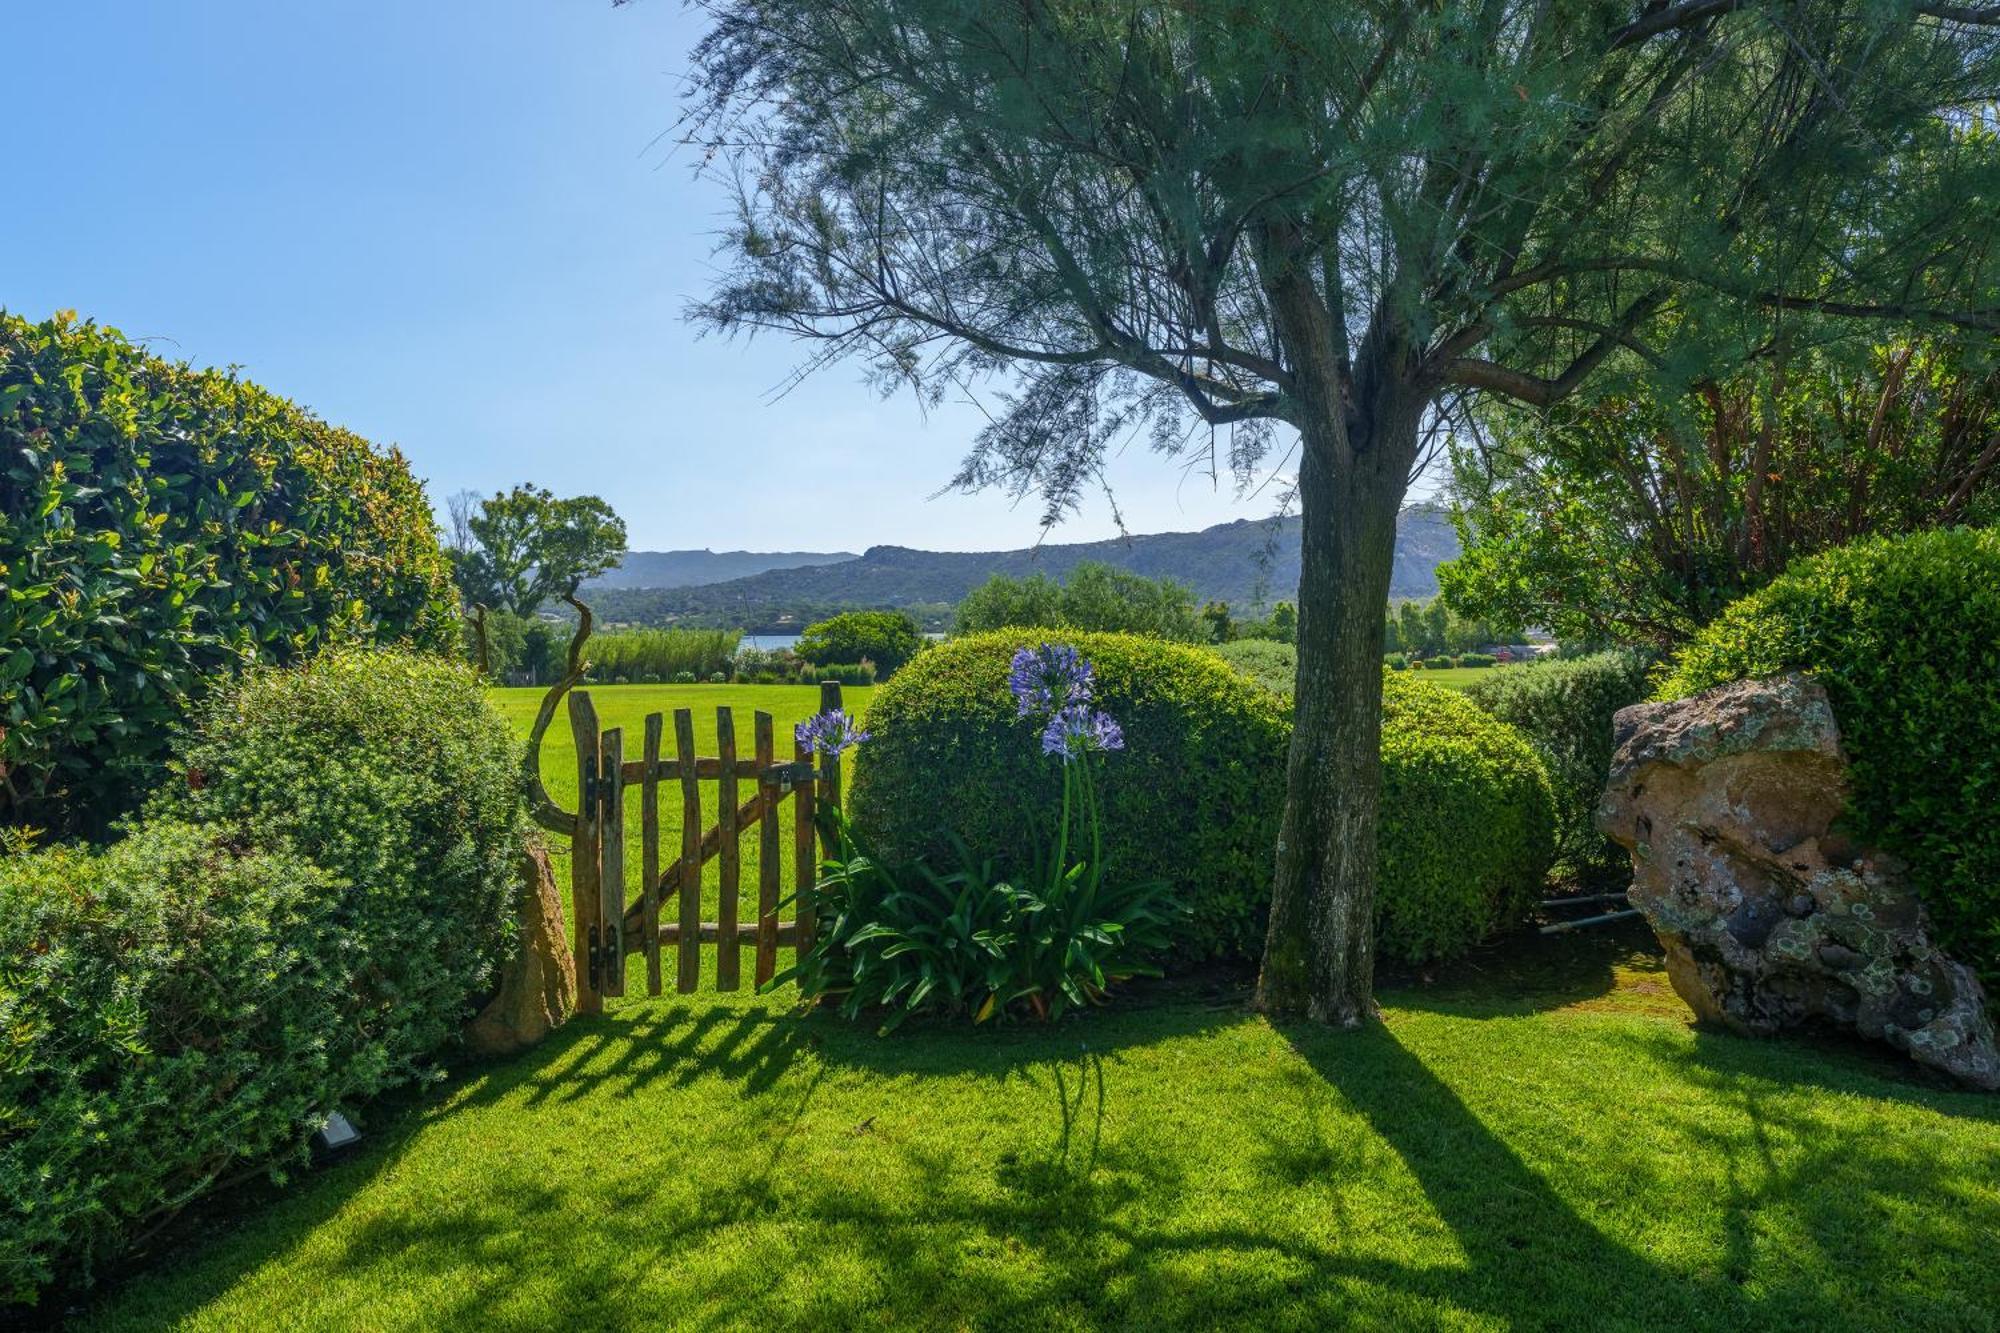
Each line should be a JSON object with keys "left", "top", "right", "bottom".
{"left": 465, "top": 837, "right": 576, "bottom": 1057}
{"left": 1599, "top": 672, "right": 1998, "bottom": 1090}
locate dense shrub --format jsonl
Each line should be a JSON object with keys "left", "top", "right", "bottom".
{"left": 856, "top": 631, "right": 1554, "bottom": 963}
{"left": 587, "top": 627, "right": 741, "bottom": 684}
{"left": 151, "top": 648, "right": 523, "bottom": 1085}
{"left": 1420, "top": 655, "right": 1455, "bottom": 670}
{"left": 1209, "top": 639, "right": 1298, "bottom": 700}
{"left": 807, "top": 661, "right": 879, "bottom": 687}
{"left": 853, "top": 631, "right": 1287, "bottom": 959}
{"left": 1, "top": 311, "right": 458, "bottom": 833}
{"left": 1384, "top": 652, "right": 1410, "bottom": 670}
{"left": 796, "top": 610, "right": 925, "bottom": 679}
{"left": 1464, "top": 650, "right": 1651, "bottom": 879}
{"left": 1374, "top": 673, "right": 1557, "bottom": 962}
{"left": 1, "top": 825, "right": 342, "bottom": 1303}
{"left": 1457, "top": 653, "right": 1498, "bottom": 668}
{"left": 1659, "top": 527, "right": 2000, "bottom": 987}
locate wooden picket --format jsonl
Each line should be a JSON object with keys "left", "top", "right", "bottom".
{"left": 567, "top": 681, "right": 845, "bottom": 1003}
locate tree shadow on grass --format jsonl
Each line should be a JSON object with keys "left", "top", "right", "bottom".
{"left": 1382, "top": 915, "right": 1667, "bottom": 1019}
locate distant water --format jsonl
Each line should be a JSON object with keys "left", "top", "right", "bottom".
{"left": 739, "top": 633, "right": 802, "bottom": 652}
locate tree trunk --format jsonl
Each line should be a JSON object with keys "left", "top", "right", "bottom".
{"left": 1255, "top": 395, "right": 1417, "bottom": 1025}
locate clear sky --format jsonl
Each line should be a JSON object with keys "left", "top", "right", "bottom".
{"left": 4, "top": 1, "right": 1323, "bottom": 553}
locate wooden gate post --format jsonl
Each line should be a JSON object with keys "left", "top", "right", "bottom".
{"left": 599, "top": 726, "right": 626, "bottom": 997}
{"left": 566, "top": 690, "right": 604, "bottom": 1016}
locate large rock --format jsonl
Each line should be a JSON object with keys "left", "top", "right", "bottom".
{"left": 1599, "top": 672, "right": 1997, "bottom": 1090}
{"left": 465, "top": 838, "right": 576, "bottom": 1057}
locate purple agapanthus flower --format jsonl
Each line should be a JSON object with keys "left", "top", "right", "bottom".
{"left": 795, "top": 708, "right": 871, "bottom": 757}
{"left": 1009, "top": 643, "right": 1094, "bottom": 717}
{"left": 1041, "top": 704, "right": 1125, "bottom": 763}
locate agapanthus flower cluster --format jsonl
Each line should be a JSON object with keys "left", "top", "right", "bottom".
{"left": 795, "top": 708, "right": 871, "bottom": 757}
{"left": 1041, "top": 703, "right": 1125, "bottom": 763}
{"left": 1008, "top": 643, "right": 1093, "bottom": 717}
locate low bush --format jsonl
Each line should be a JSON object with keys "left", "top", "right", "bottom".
{"left": 953, "top": 562, "right": 1208, "bottom": 642}
{"left": 1209, "top": 639, "right": 1298, "bottom": 700}
{"left": 1420, "top": 656, "right": 1455, "bottom": 670}
{"left": 1659, "top": 527, "right": 2000, "bottom": 987}
{"left": 1, "top": 824, "right": 345, "bottom": 1304}
{"left": 857, "top": 632, "right": 1555, "bottom": 963}
{"left": 1457, "top": 653, "right": 1498, "bottom": 668}
{"left": 2, "top": 649, "right": 522, "bottom": 1307}
{"left": 1384, "top": 653, "right": 1410, "bottom": 670}
{"left": 151, "top": 648, "right": 523, "bottom": 1089}
{"left": 1465, "top": 650, "right": 1651, "bottom": 879}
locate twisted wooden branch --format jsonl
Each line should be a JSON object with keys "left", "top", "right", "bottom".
{"left": 523, "top": 589, "right": 594, "bottom": 836}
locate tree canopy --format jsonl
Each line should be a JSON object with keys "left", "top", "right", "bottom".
{"left": 954, "top": 561, "right": 1207, "bottom": 640}
{"left": 681, "top": 0, "right": 2000, "bottom": 1022}
{"left": 448, "top": 485, "right": 627, "bottom": 617}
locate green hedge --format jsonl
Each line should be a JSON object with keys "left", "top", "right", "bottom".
{"left": 1464, "top": 651, "right": 1651, "bottom": 879}
{"left": 1209, "top": 638, "right": 1298, "bottom": 700}
{"left": 1659, "top": 527, "right": 2000, "bottom": 989}
{"left": 1, "top": 311, "right": 458, "bottom": 834}
{"left": 853, "top": 631, "right": 1554, "bottom": 964}
{"left": 2, "top": 648, "right": 522, "bottom": 1306}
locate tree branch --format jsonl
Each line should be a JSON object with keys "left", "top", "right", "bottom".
{"left": 522, "top": 589, "right": 594, "bottom": 837}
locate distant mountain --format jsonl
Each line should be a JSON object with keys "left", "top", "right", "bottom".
{"left": 585, "top": 548, "right": 856, "bottom": 590}
{"left": 577, "top": 507, "right": 1459, "bottom": 631}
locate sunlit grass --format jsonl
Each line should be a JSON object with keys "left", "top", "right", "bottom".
{"left": 82, "top": 927, "right": 2000, "bottom": 1332}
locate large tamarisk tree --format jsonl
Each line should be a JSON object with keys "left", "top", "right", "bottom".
{"left": 675, "top": 0, "right": 2000, "bottom": 1024}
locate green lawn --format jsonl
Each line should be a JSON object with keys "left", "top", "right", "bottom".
{"left": 487, "top": 682, "right": 875, "bottom": 991}
{"left": 82, "top": 926, "right": 2000, "bottom": 1331}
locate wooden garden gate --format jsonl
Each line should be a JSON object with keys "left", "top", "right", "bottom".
{"left": 565, "top": 681, "right": 845, "bottom": 1012}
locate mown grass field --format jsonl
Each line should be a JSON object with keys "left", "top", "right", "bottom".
{"left": 81, "top": 927, "right": 2000, "bottom": 1331}
{"left": 486, "top": 683, "right": 875, "bottom": 989}
{"left": 1409, "top": 665, "right": 1514, "bottom": 690}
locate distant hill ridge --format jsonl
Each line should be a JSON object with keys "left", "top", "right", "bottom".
{"left": 587, "top": 548, "right": 855, "bottom": 589}
{"left": 585, "top": 508, "right": 1458, "bottom": 628}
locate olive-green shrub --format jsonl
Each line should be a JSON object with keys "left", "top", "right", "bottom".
{"left": 854, "top": 631, "right": 1555, "bottom": 963}
{"left": 1659, "top": 527, "right": 2000, "bottom": 988}
{"left": 1464, "top": 650, "right": 1651, "bottom": 879}
{"left": 1, "top": 311, "right": 459, "bottom": 833}
{"left": 150, "top": 648, "right": 523, "bottom": 1088}
{"left": 0, "top": 824, "right": 342, "bottom": 1305}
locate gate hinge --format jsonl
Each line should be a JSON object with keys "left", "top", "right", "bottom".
{"left": 602, "top": 922, "right": 621, "bottom": 988}
{"left": 587, "top": 922, "right": 602, "bottom": 992}
{"left": 760, "top": 761, "right": 822, "bottom": 791}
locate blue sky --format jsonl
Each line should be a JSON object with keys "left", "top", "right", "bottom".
{"left": 5, "top": 1, "right": 1306, "bottom": 553}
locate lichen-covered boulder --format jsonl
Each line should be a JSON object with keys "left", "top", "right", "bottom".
{"left": 465, "top": 839, "right": 576, "bottom": 1057}
{"left": 1600, "top": 673, "right": 1997, "bottom": 1089}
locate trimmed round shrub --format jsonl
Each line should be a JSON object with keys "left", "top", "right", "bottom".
{"left": 1, "top": 311, "right": 459, "bottom": 834}
{"left": 1659, "top": 527, "right": 2000, "bottom": 988}
{"left": 1374, "top": 672, "right": 1557, "bottom": 963}
{"left": 1457, "top": 652, "right": 1498, "bottom": 668}
{"left": 1, "top": 824, "right": 342, "bottom": 1304}
{"left": 150, "top": 648, "right": 523, "bottom": 1085}
{"left": 1465, "top": 650, "right": 1651, "bottom": 880}
{"left": 852, "top": 630, "right": 1289, "bottom": 959}
{"left": 854, "top": 631, "right": 1555, "bottom": 964}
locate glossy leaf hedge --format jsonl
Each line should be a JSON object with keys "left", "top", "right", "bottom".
{"left": 1659, "top": 527, "right": 2000, "bottom": 989}
{"left": 0, "top": 311, "right": 457, "bottom": 831}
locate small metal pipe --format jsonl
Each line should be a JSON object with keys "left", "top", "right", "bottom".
{"left": 1539, "top": 908, "right": 1643, "bottom": 935}
{"left": 1538, "top": 890, "right": 1632, "bottom": 908}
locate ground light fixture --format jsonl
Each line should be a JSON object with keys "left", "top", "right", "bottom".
{"left": 311, "top": 1111, "right": 362, "bottom": 1155}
